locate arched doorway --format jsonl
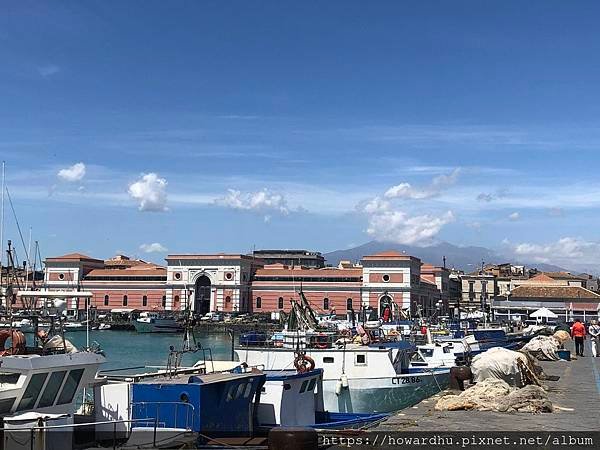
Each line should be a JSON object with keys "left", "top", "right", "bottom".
{"left": 194, "top": 275, "right": 211, "bottom": 315}
{"left": 379, "top": 295, "right": 393, "bottom": 321}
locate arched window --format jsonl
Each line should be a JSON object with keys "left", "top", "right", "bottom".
{"left": 346, "top": 298, "right": 353, "bottom": 310}
{"left": 323, "top": 297, "right": 329, "bottom": 310}
{"left": 278, "top": 297, "right": 284, "bottom": 309}
{"left": 256, "top": 297, "right": 262, "bottom": 309}
{"left": 104, "top": 295, "right": 109, "bottom": 306}
{"left": 142, "top": 295, "right": 148, "bottom": 307}
{"left": 122, "top": 295, "right": 128, "bottom": 306}
{"left": 162, "top": 295, "right": 166, "bottom": 307}
{"left": 174, "top": 295, "right": 180, "bottom": 304}
{"left": 225, "top": 296, "right": 231, "bottom": 303}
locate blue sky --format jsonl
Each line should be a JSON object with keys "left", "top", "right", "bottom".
{"left": 2, "top": 1, "right": 600, "bottom": 269}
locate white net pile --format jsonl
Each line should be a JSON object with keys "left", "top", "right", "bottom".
{"left": 435, "top": 378, "right": 552, "bottom": 413}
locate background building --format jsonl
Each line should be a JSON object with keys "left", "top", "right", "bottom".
{"left": 43, "top": 249, "right": 449, "bottom": 318}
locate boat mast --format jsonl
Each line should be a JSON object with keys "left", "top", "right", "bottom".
{"left": 0, "top": 161, "right": 5, "bottom": 306}
{"left": 24, "top": 227, "right": 32, "bottom": 292}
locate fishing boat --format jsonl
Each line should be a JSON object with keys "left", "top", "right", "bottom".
{"left": 235, "top": 291, "right": 449, "bottom": 414}
{"left": 0, "top": 295, "right": 106, "bottom": 449}
{"left": 133, "top": 311, "right": 183, "bottom": 333}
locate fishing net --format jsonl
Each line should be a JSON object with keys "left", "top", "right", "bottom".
{"left": 471, "top": 347, "right": 531, "bottom": 387}
{"left": 553, "top": 330, "right": 571, "bottom": 344}
{"left": 521, "top": 336, "right": 561, "bottom": 361}
{"left": 435, "top": 378, "right": 553, "bottom": 413}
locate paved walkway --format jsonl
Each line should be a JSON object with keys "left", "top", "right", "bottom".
{"left": 375, "top": 341, "right": 600, "bottom": 431}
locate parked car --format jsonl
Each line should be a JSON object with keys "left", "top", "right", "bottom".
{"left": 200, "top": 312, "right": 221, "bottom": 322}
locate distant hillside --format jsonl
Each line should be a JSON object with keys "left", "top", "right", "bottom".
{"left": 324, "top": 240, "right": 567, "bottom": 273}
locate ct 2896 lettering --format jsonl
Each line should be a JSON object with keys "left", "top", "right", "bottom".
{"left": 391, "top": 376, "right": 421, "bottom": 385}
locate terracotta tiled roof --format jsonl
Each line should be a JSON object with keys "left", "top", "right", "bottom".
{"left": 46, "top": 253, "right": 102, "bottom": 262}
{"left": 543, "top": 271, "right": 588, "bottom": 281}
{"left": 373, "top": 250, "right": 404, "bottom": 256}
{"left": 104, "top": 259, "right": 153, "bottom": 268}
{"left": 510, "top": 285, "right": 600, "bottom": 300}
{"left": 524, "top": 274, "right": 562, "bottom": 284}
{"left": 363, "top": 250, "right": 414, "bottom": 260}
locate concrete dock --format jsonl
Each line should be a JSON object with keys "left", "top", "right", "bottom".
{"left": 374, "top": 341, "right": 600, "bottom": 431}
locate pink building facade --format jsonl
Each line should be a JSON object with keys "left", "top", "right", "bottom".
{"left": 43, "top": 251, "right": 450, "bottom": 318}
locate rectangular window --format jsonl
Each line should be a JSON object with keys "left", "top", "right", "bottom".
{"left": 57, "top": 369, "right": 84, "bottom": 405}
{"left": 278, "top": 297, "right": 284, "bottom": 309}
{"left": 38, "top": 371, "right": 67, "bottom": 408}
{"left": 162, "top": 296, "right": 166, "bottom": 307}
{"left": 355, "top": 354, "right": 367, "bottom": 365}
{"left": 0, "top": 372, "right": 20, "bottom": 384}
{"left": 0, "top": 397, "right": 15, "bottom": 414}
{"left": 256, "top": 297, "right": 262, "bottom": 309}
{"left": 122, "top": 295, "right": 128, "bottom": 306}
{"left": 323, "top": 357, "right": 334, "bottom": 363}
{"left": 104, "top": 295, "right": 109, "bottom": 306}
{"left": 17, "top": 373, "right": 48, "bottom": 411}
{"left": 142, "top": 295, "right": 148, "bottom": 307}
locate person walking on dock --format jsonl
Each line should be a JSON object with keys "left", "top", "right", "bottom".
{"left": 571, "top": 319, "right": 586, "bottom": 357}
{"left": 589, "top": 320, "right": 600, "bottom": 357}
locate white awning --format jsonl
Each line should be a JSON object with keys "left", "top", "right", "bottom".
{"left": 17, "top": 290, "right": 93, "bottom": 298}
{"left": 529, "top": 307, "right": 558, "bottom": 319}
{"left": 110, "top": 308, "right": 137, "bottom": 313}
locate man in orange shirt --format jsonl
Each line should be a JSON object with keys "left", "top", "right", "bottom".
{"left": 571, "top": 318, "right": 586, "bottom": 357}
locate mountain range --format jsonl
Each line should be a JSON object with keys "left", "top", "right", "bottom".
{"left": 324, "top": 241, "right": 568, "bottom": 273}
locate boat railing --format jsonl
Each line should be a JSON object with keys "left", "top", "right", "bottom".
{"left": 167, "top": 345, "right": 214, "bottom": 375}
{"left": 26, "top": 417, "right": 181, "bottom": 449}
{"left": 191, "top": 347, "right": 214, "bottom": 374}
{"left": 131, "top": 401, "right": 196, "bottom": 431}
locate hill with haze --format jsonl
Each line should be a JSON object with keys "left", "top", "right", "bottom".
{"left": 324, "top": 241, "right": 567, "bottom": 273}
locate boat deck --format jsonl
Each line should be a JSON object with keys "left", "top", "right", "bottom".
{"left": 374, "top": 340, "right": 600, "bottom": 431}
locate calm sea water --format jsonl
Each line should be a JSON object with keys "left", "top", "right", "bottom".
{"left": 64, "top": 330, "right": 235, "bottom": 371}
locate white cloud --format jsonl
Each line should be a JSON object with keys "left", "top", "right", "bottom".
{"left": 508, "top": 212, "right": 520, "bottom": 221}
{"left": 140, "top": 242, "right": 168, "bottom": 253}
{"left": 507, "top": 237, "right": 600, "bottom": 266}
{"left": 365, "top": 209, "right": 455, "bottom": 246}
{"left": 361, "top": 173, "right": 458, "bottom": 245}
{"left": 38, "top": 64, "right": 60, "bottom": 77}
{"left": 217, "top": 188, "right": 289, "bottom": 215}
{"left": 57, "top": 162, "right": 86, "bottom": 182}
{"left": 359, "top": 196, "right": 391, "bottom": 214}
{"left": 128, "top": 173, "right": 168, "bottom": 211}
{"left": 384, "top": 169, "right": 460, "bottom": 200}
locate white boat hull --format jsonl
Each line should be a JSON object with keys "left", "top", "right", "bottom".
{"left": 322, "top": 373, "right": 447, "bottom": 413}
{"left": 235, "top": 346, "right": 449, "bottom": 413}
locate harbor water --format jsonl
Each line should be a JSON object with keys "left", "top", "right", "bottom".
{"left": 63, "top": 329, "right": 235, "bottom": 371}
